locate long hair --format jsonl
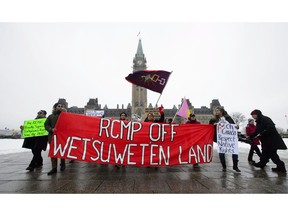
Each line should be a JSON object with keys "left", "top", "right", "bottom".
{"left": 215, "top": 106, "right": 230, "bottom": 120}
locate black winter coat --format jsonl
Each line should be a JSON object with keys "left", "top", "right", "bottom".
{"left": 250, "top": 111, "right": 287, "bottom": 150}
{"left": 22, "top": 117, "right": 48, "bottom": 151}
{"left": 22, "top": 135, "right": 48, "bottom": 151}
{"left": 44, "top": 111, "right": 61, "bottom": 143}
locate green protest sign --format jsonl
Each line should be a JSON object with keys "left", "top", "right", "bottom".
{"left": 22, "top": 118, "right": 48, "bottom": 138}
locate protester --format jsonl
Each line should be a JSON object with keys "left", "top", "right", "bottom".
{"left": 144, "top": 106, "right": 165, "bottom": 169}
{"left": 144, "top": 105, "right": 165, "bottom": 123}
{"left": 165, "top": 118, "right": 173, "bottom": 124}
{"left": 249, "top": 109, "right": 287, "bottom": 172}
{"left": 186, "top": 114, "right": 200, "bottom": 124}
{"left": 245, "top": 118, "right": 262, "bottom": 164}
{"left": 115, "top": 111, "right": 128, "bottom": 169}
{"left": 119, "top": 112, "right": 128, "bottom": 121}
{"left": 210, "top": 106, "right": 241, "bottom": 172}
{"left": 44, "top": 102, "right": 66, "bottom": 175}
{"left": 21, "top": 110, "right": 48, "bottom": 171}
{"left": 186, "top": 114, "right": 200, "bottom": 168}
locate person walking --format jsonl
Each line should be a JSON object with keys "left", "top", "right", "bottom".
{"left": 210, "top": 107, "right": 241, "bottom": 172}
{"left": 186, "top": 114, "right": 200, "bottom": 168}
{"left": 21, "top": 110, "right": 48, "bottom": 171}
{"left": 249, "top": 109, "right": 287, "bottom": 172}
{"left": 245, "top": 118, "right": 262, "bottom": 164}
{"left": 44, "top": 102, "right": 66, "bottom": 175}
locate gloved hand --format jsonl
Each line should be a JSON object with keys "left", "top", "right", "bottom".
{"left": 158, "top": 105, "right": 164, "bottom": 114}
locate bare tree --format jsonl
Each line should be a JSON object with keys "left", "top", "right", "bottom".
{"left": 230, "top": 112, "right": 246, "bottom": 125}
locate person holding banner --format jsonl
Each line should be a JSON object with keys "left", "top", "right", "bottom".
{"left": 249, "top": 109, "right": 287, "bottom": 172}
{"left": 21, "top": 110, "right": 48, "bottom": 171}
{"left": 211, "top": 107, "right": 241, "bottom": 172}
{"left": 165, "top": 118, "right": 173, "bottom": 124}
{"left": 144, "top": 105, "right": 165, "bottom": 123}
{"left": 45, "top": 103, "right": 66, "bottom": 175}
{"left": 120, "top": 112, "right": 128, "bottom": 121}
{"left": 186, "top": 114, "right": 200, "bottom": 168}
{"left": 245, "top": 118, "right": 262, "bottom": 164}
{"left": 186, "top": 114, "right": 200, "bottom": 124}
{"left": 115, "top": 112, "right": 129, "bottom": 169}
{"left": 144, "top": 106, "right": 165, "bottom": 169}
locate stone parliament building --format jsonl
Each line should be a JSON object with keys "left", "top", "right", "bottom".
{"left": 57, "top": 39, "right": 222, "bottom": 124}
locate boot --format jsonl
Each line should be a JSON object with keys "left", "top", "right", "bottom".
{"left": 219, "top": 154, "right": 226, "bottom": 172}
{"left": 272, "top": 161, "right": 287, "bottom": 173}
{"left": 221, "top": 162, "right": 226, "bottom": 171}
{"left": 47, "top": 168, "right": 57, "bottom": 175}
{"left": 271, "top": 167, "right": 287, "bottom": 173}
{"left": 220, "top": 160, "right": 226, "bottom": 172}
{"left": 60, "top": 160, "right": 65, "bottom": 171}
{"left": 60, "top": 164, "right": 66, "bottom": 171}
{"left": 26, "top": 166, "right": 34, "bottom": 171}
{"left": 252, "top": 162, "right": 265, "bottom": 169}
{"left": 248, "top": 160, "right": 255, "bottom": 164}
{"left": 233, "top": 160, "right": 241, "bottom": 172}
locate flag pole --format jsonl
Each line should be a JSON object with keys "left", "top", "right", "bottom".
{"left": 154, "top": 70, "right": 173, "bottom": 108}
{"left": 155, "top": 93, "right": 162, "bottom": 107}
{"left": 172, "top": 97, "right": 184, "bottom": 123}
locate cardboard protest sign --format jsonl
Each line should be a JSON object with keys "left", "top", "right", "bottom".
{"left": 85, "top": 109, "right": 105, "bottom": 117}
{"left": 216, "top": 123, "right": 239, "bottom": 154}
{"left": 22, "top": 118, "right": 48, "bottom": 138}
{"left": 48, "top": 112, "right": 214, "bottom": 166}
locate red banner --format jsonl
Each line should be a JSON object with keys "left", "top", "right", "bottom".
{"left": 49, "top": 112, "right": 214, "bottom": 166}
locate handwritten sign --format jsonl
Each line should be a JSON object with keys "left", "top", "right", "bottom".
{"left": 22, "top": 118, "right": 48, "bottom": 138}
{"left": 85, "top": 109, "right": 105, "bottom": 117}
{"left": 216, "top": 123, "right": 239, "bottom": 154}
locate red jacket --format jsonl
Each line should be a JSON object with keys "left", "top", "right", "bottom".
{"left": 246, "top": 124, "right": 260, "bottom": 145}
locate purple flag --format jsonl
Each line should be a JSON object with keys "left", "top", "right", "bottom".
{"left": 125, "top": 70, "right": 171, "bottom": 94}
{"left": 177, "top": 99, "right": 191, "bottom": 120}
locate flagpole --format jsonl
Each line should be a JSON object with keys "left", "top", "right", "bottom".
{"left": 172, "top": 97, "right": 184, "bottom": 123}
{"left": 155, "top": 94, "right": 162, "bottom": 107}
{"left": 154, "top": 70, "right": 173, "bottom": 108}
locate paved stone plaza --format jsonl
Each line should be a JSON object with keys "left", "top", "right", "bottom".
{"left": 0, "top": 146, "right": 287, "bottom": 194}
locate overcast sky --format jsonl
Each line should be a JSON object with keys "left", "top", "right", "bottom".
{"left": 1, "top": 1, "right": 288, "bottom": 131}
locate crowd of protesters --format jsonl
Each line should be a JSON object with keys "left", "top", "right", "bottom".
{"left": 21, "top": 103, "right": 287, "bottom": 175}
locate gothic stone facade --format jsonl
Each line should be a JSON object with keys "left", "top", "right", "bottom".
{"left": 58, "top": 97, "right": 221, "bottom": 124}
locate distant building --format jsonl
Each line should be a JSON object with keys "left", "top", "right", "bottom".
{"left": 58, "top": 39, "right": 223, "bottom": 124}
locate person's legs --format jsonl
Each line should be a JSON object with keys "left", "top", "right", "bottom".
{"left": 219, "top": 153, "right": 226, "bottom": 171}
{"left": 270, "top": 149, "right": 286, "bottom": 172}
{"left": 47, "top": 158, "right": 58, "bottom": 175}
{"left": 254, "top": 145, "right": 262, "bottom": 160}
{"left": 34, "top": 148, "right": 43, "bottom": 167}
{"left": 26, "top": 149, "right": 36, "bottom": 171}
{"left": 60, "top": 159, "right": 65, "bottom": 171}
{"left": 253, "top": 149, "right": 270, "bottom": 168}
{"left": 232, "top": 154, "right": 241, "bottom": 172}
{"left": 248, "top": 145, "right": 254, "bottom": 163}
